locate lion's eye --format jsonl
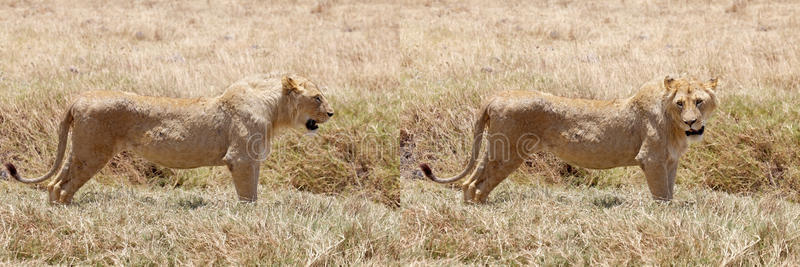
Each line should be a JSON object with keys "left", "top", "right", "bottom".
{"left": 314, "top": 96, "right": 322, "bottom": 103}
{"left": 676, "top": 101, "right": 684, "bottom": 108}
{"left": 696, "top": 99, "right": 703, "bottom": 106}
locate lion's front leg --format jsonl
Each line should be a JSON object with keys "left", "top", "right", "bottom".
{"left": 223, "top": 126, "right": 270, "bottom": 202}
{"left": 225, "top": 160, "right": 260, "bottom": 202}
{"left": 223, "top": 143, "right": 262, "bottom": 202}
{"left": 667, "top": 159, "right": 678, "bottom": 197}
{"left": 639, "top": 161, "right": 674, "bottom": 201}
{"left": 636, "top": 133, "right": 677, "bottom": 201}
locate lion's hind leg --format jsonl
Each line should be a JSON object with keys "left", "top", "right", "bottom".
{"left": 463, "top": 135, "right": 527, "bottom": 203}
{"left": 462, "top": 154, "right": 489, "bottom": 203}
{"left": 474, "top": 157, "right": 523, "bottom": 203}
{"left": 472, "top": 131, "right": 530, "bottom": 203}
{"left": 47, "top": 151, "right": 74, "bottom": 203}
{"left": 51, "top": 140, "right": 116, "bottom": 204}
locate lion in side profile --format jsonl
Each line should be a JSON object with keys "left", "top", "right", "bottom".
{"left": 420, "top": 76, "right": 719, "bottom": 203}
{"left": 4, "top": 74, "right": 334, "bottom": 204}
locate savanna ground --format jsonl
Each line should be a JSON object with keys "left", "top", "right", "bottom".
{"left": 1, "top": 0, "right": 799, "bottom": 265}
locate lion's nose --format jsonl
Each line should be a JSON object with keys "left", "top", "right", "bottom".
{"left": 685, "top": 119, "right": 696, "bottom": 126}
{"left": 327, "top": 112, "right": 334, "bottom": 117}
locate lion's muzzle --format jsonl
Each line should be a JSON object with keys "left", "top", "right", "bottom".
{"left": 305, "top": 119, "right": 319, "bottom": 131}
{"left": 685, "top": 126, "right": 705, "bottom": 136}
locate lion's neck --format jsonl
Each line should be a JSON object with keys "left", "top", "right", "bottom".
{"left": 667, "top": 119, "right": 691, "bottom": 157}
{"left": 259, "top": 89, "right": 295, "bottom": 138}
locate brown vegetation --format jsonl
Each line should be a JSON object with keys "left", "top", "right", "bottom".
{"left": 1, "top": 0, "right": 799, "bottom": 264}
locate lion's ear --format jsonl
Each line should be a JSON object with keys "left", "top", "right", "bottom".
{"left": 663, "top": 75, "right": 677, "bottom": 91}
{"left": 705, "top": 77, "right": 719, "bottom": 91}
{"left": 282, "top": 75, "right": 301, "bottom": 94}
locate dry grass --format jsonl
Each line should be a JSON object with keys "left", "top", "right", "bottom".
{"left": 2, "top": 180, "right": 800, "bottom": 265}
{"left": 1, "top": 0, "right": 799, "bottom": 264}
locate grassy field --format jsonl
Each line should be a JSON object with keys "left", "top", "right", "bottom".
{"left": 1, "top": 0, "right": 799, "bottom": 264}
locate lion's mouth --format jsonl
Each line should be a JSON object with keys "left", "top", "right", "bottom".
{"left": 685, "top": 126, "right": 705, "bottom": 136}
{"left": 305, "top": 119, "right": 318, "bottom": 131}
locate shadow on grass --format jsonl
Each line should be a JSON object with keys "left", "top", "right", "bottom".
{"left": 592, "top": 194, "right": 623, "bottom": 208}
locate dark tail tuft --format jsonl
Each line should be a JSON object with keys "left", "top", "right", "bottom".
{"left": 419, "top": 163, "right": 433, "bottom": 178}
{"left": 4, "top": 163, "right": 19, "bottom": 180}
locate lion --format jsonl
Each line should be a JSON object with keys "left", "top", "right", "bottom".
{"left": 420, "top": 76, "right": 719, "bottom": 203}
{"left": 4, "top": 74, "right": 334, "bottom": 204}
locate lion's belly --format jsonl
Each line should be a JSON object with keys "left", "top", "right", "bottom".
{"left": 125, "top": 121, "right": 230, "bottom": 169}
{"left": 129, "top": 141, "right": 228, "bottom": 169}
{"left": 549, "top": 149, "right": 640, "bottom": 169}
{"left": 135, "top": 150, "right": 226, "bottom": 169}
{"left": 533, "top": 115, "right": 643, "bottom": 169}
{"left": 541, "top": 130, "right": 642, "bottom": 169}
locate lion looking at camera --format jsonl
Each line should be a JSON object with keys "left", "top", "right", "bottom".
{"left": 421, "top": 76, "right": 719, "bottom": 203}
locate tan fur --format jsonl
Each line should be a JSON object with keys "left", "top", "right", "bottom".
{"left": 4, "top": 74, "right": 334, "bottom": 204}
{"left": 421, "top": 76, "right": 720, "bottom": 203}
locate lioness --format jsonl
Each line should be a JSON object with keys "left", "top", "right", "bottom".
{"left": 4, "top": 74, "right": 334, "bottom": 204}
{"left": 420, "top": 76, "right": 719, "bottom": 203}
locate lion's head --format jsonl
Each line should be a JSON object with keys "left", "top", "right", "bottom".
{"left": 664, "top": 76, "right": 719, "bottom": 142}
{"left": 281, "top": 75, "right": 335, "bottom": 132}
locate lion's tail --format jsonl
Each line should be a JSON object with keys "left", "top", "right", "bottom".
{"left": 419, "top": 103, "right": 489, "bottom": 184}
{"left": 5, "top": 107, "right": 73, "bottom": 184}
